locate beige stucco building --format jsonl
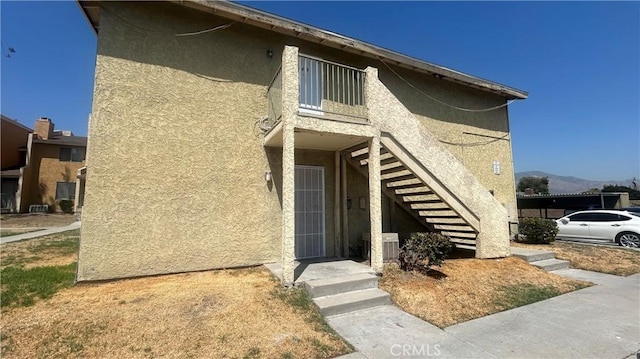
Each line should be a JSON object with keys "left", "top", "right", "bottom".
{"left": 77, "top": 1, "right": 527, "bottom": 284}
{"left": 16, "top": 118, "right": 88, "bottom": 213}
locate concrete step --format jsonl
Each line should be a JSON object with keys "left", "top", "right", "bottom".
{"left": 531, "top": 258, "right": 570, "bottom": 271}
{"left": 511, "top": 247, "right": 555, "bottom": 262}
{"left": 303, "top": 273, "right": 379, "bottom": 298}
{"left": 313, "top": 288, "right": 391, "bottom": 317}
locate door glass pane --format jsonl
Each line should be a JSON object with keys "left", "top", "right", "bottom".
{"left": 294, "top": 166, "right": 325, "bottom": 258}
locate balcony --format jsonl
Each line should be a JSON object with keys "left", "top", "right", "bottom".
{"left": 267, "top": 54, "right": 368, "bottom": 131}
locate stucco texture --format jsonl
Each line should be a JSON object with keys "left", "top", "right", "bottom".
{"left": 78, "top": 3, "right": 286, "bottom": 280}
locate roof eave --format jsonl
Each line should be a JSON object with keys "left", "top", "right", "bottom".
{"left": 78, "top": 0, "right": 528, "bottom": 100}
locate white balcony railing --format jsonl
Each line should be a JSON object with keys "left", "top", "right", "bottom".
{"left": 298, "top": 55, "right": 367, "bottom": 121}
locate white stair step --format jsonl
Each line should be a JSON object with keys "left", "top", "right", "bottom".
{"left": 313, "top": 288, "right": 391, "bottom": 317}
{"left": 386, "top": 178, "right": 422, "bottom": 188}
{"left": 441, "top": 231, "right": 476, "bottom": 239}
{"left": 511, "top": 248, "right": 555, "bottom": 262}
{"left": 381, "top": 169, "right": 413, "bottom": 180}
{"left": 403, "top": 195, "right": 440, "bottom": 202}
{"left": 418, "top": 210, "right": 457, "bottom": 217}
{"left": 433, "top": 224, "right": 475, "bottom": 232}
{"left": 531, "top": 258, "right": 570, "bottom": 271}
{"left": 426, "top": 217, "right": 468, "bottom": 225}
{"left": 303, "top": 273, "right": 378, "bottom": 298}
{"left": 410, "top": 202, "right": 449, "bottom": 210}
{"left": 394, "top": 186, "right": 432, "bottom": 195}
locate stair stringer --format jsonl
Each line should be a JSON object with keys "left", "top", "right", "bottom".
{"left": 364, "top": 67, "right": 510, "bottom": 258}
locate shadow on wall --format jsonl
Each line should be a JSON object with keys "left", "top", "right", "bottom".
{"left": 61, "top": 167, "right": 71, "bottom": 182}
{"left": 98, "top": 2, "right": 285, "bottom": 90}
{"left": 377, "top": 68, "right": 510, "bottom": 133}
{"left": 98, "top": 2, "right": 510, "bottom": 135}
{"left": 265, "top": 147, "right": 283, "bottom": 207}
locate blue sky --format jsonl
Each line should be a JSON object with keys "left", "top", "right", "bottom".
{"left": 1, "top": 1, "right": 638, "bottom": 182}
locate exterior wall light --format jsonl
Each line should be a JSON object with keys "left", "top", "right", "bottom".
{"left": 265, "top": 171, "right": 272, "bottom": 182}
{"left": 267, "top": 49, "right": 273, "bottom": 58}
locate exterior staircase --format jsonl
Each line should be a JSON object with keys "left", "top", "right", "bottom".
{"left": 343, "top": 140, "right": 479, "bottom": 249}
{"left": 304, "top": 273, "right": 391, "bottom": 316}
{"left": 511, "top": 247, "right": 570, "bottom": 271}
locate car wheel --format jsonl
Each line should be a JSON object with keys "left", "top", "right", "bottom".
{"left": 617, "top": 232, "right": 640, "bottom": 248}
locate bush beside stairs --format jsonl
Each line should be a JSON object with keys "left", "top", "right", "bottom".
{"left": 511, "top": 247, "right": 570, "bottom": 271}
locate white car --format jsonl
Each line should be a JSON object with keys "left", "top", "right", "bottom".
{"left": 555, "top": 210, "right": 640, "bottom": 248}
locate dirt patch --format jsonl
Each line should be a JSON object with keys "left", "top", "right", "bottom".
{"left": 379, "top": 256, "right": 589, "bottom": 328}
{"left": 1, "top": 230, "right": 80, "bottom": 269}
{"left": 0, "top": 214, "right": 76, "bottom": 228}
{"left": 512, "top": 241, "right": 640, "bottom": 276}
{"left": 1, "top": 267, "right": 351, "bottom": 359}
{"left": 1, "top": 230, "right": 351, "bottom": 358}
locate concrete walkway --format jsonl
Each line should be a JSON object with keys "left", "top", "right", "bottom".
{"left": 333, "top": 269, "right": 639, "bottom": 358}
{"left": 0, "top": 221, "right": 81, "bottom": 244}
{"left": 445, "top": 269, "right": 639, "bottom": 358}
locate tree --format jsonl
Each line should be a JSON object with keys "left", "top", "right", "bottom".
{"left": 602, "top": 185, "right": 640, "bottom": 200}
{"left": 517, "top": 176, "right": 549, "bottom": 194}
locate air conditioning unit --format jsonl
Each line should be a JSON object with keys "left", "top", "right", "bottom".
{"left": 362, "top": 232, "right": 400, "bottom": 261}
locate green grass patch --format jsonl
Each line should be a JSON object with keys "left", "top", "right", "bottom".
{"left": 30, "top": 236, "right": 79, "bottom": 254}
{"left": 1, "top": 263, "right": 76, "bottom": 307}
{"left": 497, "top": 283, "right": 562, "bottom": 309}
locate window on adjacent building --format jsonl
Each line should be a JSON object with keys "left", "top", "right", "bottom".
{"left": 59, "top": 147, "right": 85, "bottom": 162}
{"left": 55, "top": 182, "right": 76, "bottom": 200}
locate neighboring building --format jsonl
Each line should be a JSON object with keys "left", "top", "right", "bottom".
{"left": 1, "top": 115, "right": 31, "bottom": 212}
{"left": 76, "top": 1, "right": 528, "bottom": 284}
{"left": 16, "top": 118, "right": 88, "bottom": 213}
{"left": 517, "top": 192, "right": 631, "bottom": 219}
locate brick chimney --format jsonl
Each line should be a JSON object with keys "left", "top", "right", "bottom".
{"left": 34, "top": 117, "right": 54, "bottom": 140}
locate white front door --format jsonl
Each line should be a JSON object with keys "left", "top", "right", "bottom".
{"left": 295, "top": 165, "right": 325, "bottom": 259}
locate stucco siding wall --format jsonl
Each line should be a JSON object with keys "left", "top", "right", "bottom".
{"left": 79, "top": 2, "right": 519, "bottom": 280}
{"left": 78, "top": 2, "right": 289, "bottom": 280}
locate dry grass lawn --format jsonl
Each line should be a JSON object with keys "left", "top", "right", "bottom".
{"left": 512, "top": 240, "right": 640, "bottom": 276}
{"left": 1, "top": 230, "right": 80, "bottom": 269}
{"left": 379, "top": 255, "right": 590, "bottom": 328}
{"left": 1, "top": 232, "right": 352, "bottom": 359}
{"left": 0, "top": 214, "right": 76, "bottom": 228}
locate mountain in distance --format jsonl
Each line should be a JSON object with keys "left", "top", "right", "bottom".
{"left": 515, "top": 171, "right": 634, "bottom": 194}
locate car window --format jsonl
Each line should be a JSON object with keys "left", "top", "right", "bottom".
{"left": 616, "top": 214, "right": 632, "bottom": 221}
{"left": 568, "top": 212, "right": 632, "bottom": 222}
{"left": 568, "top": 213, "right": 595, "bottom": 222}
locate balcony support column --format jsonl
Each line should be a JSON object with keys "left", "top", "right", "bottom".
{"left": 368, "top": 135, "right": 383, "bottom": 273}
{"left": 281, "top": 46, "right": 299, "bottom": 286}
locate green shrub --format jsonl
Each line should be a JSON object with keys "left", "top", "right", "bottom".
{"left": 399, "top": 232, "right": 455, "bottom": 272}
{"left": 516, "top": 217, "right": 558, "bottom": 244}
{"left": 58, "top": 200, "right": 74, "bottom": 214}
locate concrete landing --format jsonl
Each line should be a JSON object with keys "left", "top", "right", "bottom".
{"left": 264, "top": 259, "right": 374, "bottom": 285}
